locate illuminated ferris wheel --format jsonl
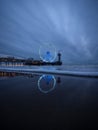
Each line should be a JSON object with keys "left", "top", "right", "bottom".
{"left": 39, "top": 43, "right": 57, "bottom": 62}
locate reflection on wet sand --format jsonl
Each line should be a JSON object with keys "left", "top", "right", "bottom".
{"left": 0, "top": 71, "right": 32, "bottom": 78}
{"left": 0, "top": 71, "right": 98, "bottom": 129}
{"left": 0, "top": 71, "right": 61, "bottom": 93}
{"left": 38, "top": 75, "right": 56, "bottom": 94}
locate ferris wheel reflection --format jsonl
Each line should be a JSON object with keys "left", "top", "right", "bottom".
{"left": 38, "top": 75, "right": 56, "bottom": 94}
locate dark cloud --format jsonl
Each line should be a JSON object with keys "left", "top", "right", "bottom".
{"left": 0, "top": 0, "right": 98, "bottom": 64}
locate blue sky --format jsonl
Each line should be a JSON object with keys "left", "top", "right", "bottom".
{"left": 0, "top": 0, "right": 98, "bottom": 64}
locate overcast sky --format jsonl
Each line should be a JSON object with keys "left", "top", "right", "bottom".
{"left": 0, "top": 0, "right": 98, "bottom": 64}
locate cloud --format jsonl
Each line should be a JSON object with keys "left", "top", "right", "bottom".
{"left": 0, "top": 0, "right": 98, "bottom": 64}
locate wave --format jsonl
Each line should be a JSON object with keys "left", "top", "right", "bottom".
{"left": 0, "top": 66, "right": 98, "bottom": 78}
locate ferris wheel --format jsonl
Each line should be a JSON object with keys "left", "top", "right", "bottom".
{"left": 39, "top": 43, "right": 57, "bottom": 62}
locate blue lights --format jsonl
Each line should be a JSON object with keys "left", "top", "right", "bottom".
{"left": 38, "top": 75, "right": 56, "bottom": 94}
{"left": 44, "top": 51, "right": 52, "bottom": 62}
{"left": 39, "top": 44, "right": 57, "bottom": 62}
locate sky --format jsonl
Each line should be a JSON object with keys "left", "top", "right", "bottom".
{"left": 0, "top": 0, "right": 98, "bottom": 64}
